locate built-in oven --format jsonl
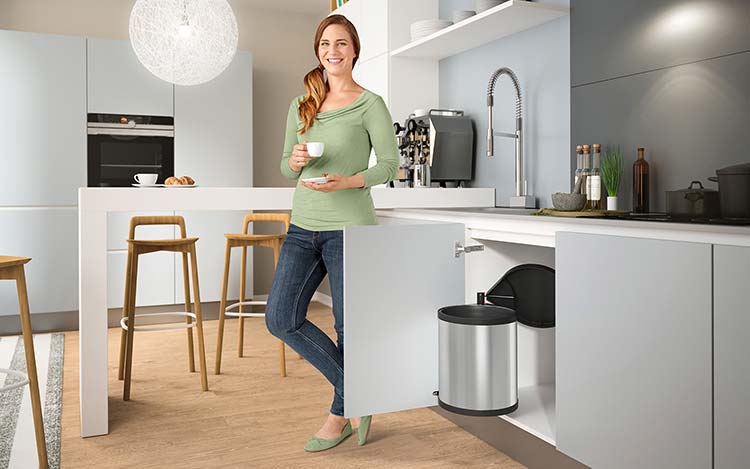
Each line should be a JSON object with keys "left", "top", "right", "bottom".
{"left": 87, "top": 114, "right": 174, "bottom": 187}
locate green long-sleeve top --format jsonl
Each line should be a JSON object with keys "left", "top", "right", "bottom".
{"left": 280, "top": 90, "right": 399, "bottom": 231}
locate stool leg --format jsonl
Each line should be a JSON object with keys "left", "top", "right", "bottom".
{"left": 238, "top": 245, "right": 247, "bottom": 358}
{"left": 118, "top": 245, "right": 134, "bottom": 381}
{"left": 189, "top": 245, "right": 209, "bottom": 391}
{"left": 181, "top": 251, "right": 195, "bottom": 373}
{"left": 123, "top": 250, "right": 140, "bottom": 401}
{"left": 15, "top": 266, "right": 49, "bottom": 469}
{"left": 273, "top": 240, "right": 287, "bottom": 377}
{"left": 215, "top": 241, "right": 232, "bottom": 375}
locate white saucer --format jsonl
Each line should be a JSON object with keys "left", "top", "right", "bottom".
{"left": 132, "top": 183, "right": 160, "bottom": 188}
{"left": 132, "top": 183, "right": 199, "bottom": 188}
{"left": 301, "top": 177, "right": 328, "bottom": 184}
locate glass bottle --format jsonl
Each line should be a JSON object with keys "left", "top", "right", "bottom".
{"left": 633, "top": 147, "right": 650, "bottom": 213}
{"left": 582, "top": 144, "right": 591, "bottom": 208}
{"left": 589, "top": 143, "right": 602, "bottom": 210}
{"left": 574, "top": 145, "right": 583, "bottom": 189}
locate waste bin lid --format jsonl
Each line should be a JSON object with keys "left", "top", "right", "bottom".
{"left": 486, "top": 264, "right": 555, "bottom": 328}
{"left": 438, "top": 304, "right": 516, "bottom": 326}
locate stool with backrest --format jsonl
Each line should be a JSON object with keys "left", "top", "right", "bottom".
{"left": 215, "top": 213, "right": 291, "bottom": 376}
{"left": 117, "top": 216, "right": 208, "bottom": 401}
{"left": 0, "top": 256, "right": 49, "bottom": 468}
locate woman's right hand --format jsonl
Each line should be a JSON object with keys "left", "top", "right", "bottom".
{"left": 289, "top": 141, "right": 313, "bottom": 173}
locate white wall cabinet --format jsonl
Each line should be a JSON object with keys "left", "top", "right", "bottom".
{"left": 714, "top": 245, "right": 750, "bottom": 469}
{"left": 0, "top": 208, "right": 78, "bottom": 316}
{"left": 0, "top": 30, "right": 86, "bottom": 206}
{"left": 174, "top": 50, "right": 252, "bottom": 187}
{"left": 556, "top": 233, "right": 712, "bottom": 469}
{"left": 87, "top": 37, "right": 174, "bottom": 116}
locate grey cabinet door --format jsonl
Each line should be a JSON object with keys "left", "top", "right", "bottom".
{"left": 556, "top": 233, "right": 712, "bottom": 469}
{"left": 344, "top": 222, "right": 465, "bottom": 418}
{"left": 0, "top": 30, "right": 86, "bottom": 206}
{"left": 87, "top": 38, "right": 174, "bottom": 116}
{"left": 714, "top": 245, "right": 750, "bottom": 469}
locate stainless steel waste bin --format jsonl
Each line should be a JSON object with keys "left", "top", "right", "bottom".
{"left": 437, "top": 302, "right": 518, "bottom": 416}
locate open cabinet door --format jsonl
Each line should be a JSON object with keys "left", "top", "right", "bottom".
{"left": 344, "top": 222, "right": 465, "bottom": 417}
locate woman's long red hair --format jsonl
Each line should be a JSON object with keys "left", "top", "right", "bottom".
{"left": 298, "top": 14, "right": 361, "bottom": 134}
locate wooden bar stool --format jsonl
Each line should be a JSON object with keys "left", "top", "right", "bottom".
{"left": 0, "top": 256, "right": 49, "bottom": 469}
{"left": 215, "top": 213, "right": 291, "bottom": 376}
{"left": 117, "top": 216, "right": 208, "bottom": 401}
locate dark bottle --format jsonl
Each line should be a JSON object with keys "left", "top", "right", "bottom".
{"left": 632, "top": 147, "right": 650, "bottom": 213}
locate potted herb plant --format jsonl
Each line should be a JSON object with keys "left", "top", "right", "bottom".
{"left": 601, "top": 146, "right": 624, "bottom": 210}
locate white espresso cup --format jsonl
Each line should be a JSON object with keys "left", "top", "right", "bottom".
{"left": 306, "top": 142, "right": 325, "bottom": 157}
{"left": 134, "top": 173, "right": 158, "bottom": 185}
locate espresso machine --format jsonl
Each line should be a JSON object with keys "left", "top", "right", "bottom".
{"left": 392, "top": 109, "right": 475, "bottom": 188}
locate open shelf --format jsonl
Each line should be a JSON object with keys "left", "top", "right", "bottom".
{"left": 390, "top": 0, "right": 568, "bottom": 60}
{"left": 501, "top": 384, "right": 556, "bottom": 445}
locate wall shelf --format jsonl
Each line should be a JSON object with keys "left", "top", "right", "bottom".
{"left": 390, "top": 0, "right": 568, "bottom": 60}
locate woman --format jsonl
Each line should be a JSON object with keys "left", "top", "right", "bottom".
{"left": 265, "top": 14, "right": 399, "bottom": 452}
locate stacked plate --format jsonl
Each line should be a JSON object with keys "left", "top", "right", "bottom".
{"left": 453, "top": 10, "right": 476, "bottom": 23}
{"left": 476, "top": 0, "right": 506, "bottom": 13}
{"left": 410, "top": 19, "right": 454, "bottom": 41}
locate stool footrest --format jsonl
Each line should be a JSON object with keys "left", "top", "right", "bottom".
{"left": 121, "top": 312, "right": 198, "bottom": 332}
{"left": 0, "top": 368, "right": 29, "bottom": 392}
{"left": 225, "top": 300, "right": 267, "bottom": 318}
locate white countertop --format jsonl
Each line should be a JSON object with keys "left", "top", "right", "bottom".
{"left": 377, "top": 208, "right": 750, "bottom": 248}
{"left": 78, "top": 187, "right": 495, "bottom": 211}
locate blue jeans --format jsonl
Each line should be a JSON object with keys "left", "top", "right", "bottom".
{"left": 265, "top": 224, "right": 345, "bottom": 416}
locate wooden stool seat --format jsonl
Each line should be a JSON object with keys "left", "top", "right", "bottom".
{"left": 215, "top": 213, "right": 291, "bottom": 376}
{"left": 0, "top": 255, "right": 31, "bottom": 269}
{"left": 118, "top": 216, "right": 208, "bottom": 401}
{"left": 0, "top": 257, "right": 49, "bottom": 468}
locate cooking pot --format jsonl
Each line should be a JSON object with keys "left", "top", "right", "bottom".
{"left": 709, "top": 162, "right": 750, "bottom": 220}
{"left": 665, "top": 181, "right": 720, "bottom": 219}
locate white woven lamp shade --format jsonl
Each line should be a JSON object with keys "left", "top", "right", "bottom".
{"left": 129, "top": 0, "right": 238, "bottom": 86}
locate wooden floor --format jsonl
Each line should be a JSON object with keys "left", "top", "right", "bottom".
{"left": 60, "top": 303, "right": 525, "bottom": 468}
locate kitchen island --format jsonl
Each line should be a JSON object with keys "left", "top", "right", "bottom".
{"left": 77, "top": 187, "right": 495, "bottom": 437}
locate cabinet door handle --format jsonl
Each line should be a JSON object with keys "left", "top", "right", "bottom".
{"left": 454, "top": 241, "right": 484, "bottom": 257}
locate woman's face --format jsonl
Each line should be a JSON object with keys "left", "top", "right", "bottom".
{"left": 317, "top": 24, "right": 357, "bottom": 78}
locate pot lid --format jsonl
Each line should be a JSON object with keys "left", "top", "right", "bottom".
{"left": 674, "top": 181, "right": 717, "bottom": 193}
{"left": 485, "top": 264, "right": 555, "bottom": 328}
{"left": 717, "top": 162, "right": 750, "bottom": 175}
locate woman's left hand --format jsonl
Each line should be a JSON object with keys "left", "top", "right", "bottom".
{"left": 300, "top": 173, "right": 353, "bottom": 192}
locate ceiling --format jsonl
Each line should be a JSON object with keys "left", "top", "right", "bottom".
{"left": 234, "top": 0, "right": 329, "bottom": 16}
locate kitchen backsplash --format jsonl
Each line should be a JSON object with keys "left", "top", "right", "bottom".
{"left": 438, "top": 0, "right": 571, "bottom": 208}
{"left": 571, "top": 0, "right": 750, "bottom": 212}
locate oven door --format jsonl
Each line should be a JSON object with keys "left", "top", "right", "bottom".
{"left": 87, "top": 128, "right": 174, "bottom": 187}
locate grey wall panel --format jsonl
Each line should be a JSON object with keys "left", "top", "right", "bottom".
{"left": 571, "top": 0, "right": 750, "bottom": 86}
{"left": 714, "top": 245, "right": 750, "bottom": 469}
{"left": 556, "top": 232, "right": 712, "bottom": 469}
{"left": 572, "top": 52, "right": 750, "bottom": 211}
{"left": 438, "top": 0, "right": 571, "bottom": 208}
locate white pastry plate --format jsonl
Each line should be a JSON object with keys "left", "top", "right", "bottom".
{"left": 301, "top": 177, "right": 329, "bottom": 184}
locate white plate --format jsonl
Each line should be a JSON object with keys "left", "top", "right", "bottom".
{"left": 301, "top": 177, "right": 329, "bottom": 184}
{"left": 132, "top": 183, "right": 160, "bottom": 188}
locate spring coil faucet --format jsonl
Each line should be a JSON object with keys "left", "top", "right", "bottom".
{"left": 487, "top": 67, "right": 535, "bottom": 208}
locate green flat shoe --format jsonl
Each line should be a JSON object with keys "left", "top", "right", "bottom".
{"left": 357, "top": 415, "right": 372, "bottom": 446}
{"left": 304, "top": 421, "right": 352, "bottom": 452}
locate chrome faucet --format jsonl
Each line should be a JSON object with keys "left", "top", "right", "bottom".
{"left": 487, "top": 67, "right": 535, "bottom": 208}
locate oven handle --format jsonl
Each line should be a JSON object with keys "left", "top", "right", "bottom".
{"left": 87, "top": 128, "right": 175, "bottom": 137}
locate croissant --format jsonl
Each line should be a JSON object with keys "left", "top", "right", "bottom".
{"left": 165, "top": 176, "right": 180, "bottom": 185}
{"left": 179, "top": 175, "right": 195, "bottom": 185}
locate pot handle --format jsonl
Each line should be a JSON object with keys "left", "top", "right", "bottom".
{"left": 708, "top": 176, "right": 719, "bottom": 183}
